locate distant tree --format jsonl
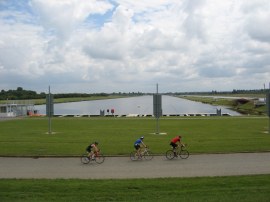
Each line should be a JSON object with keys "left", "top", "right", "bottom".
{"left": 17, "top": 87, "right": 23, "bottom": 91}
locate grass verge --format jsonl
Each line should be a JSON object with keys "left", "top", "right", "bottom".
{"left": 0, "top": 116, "right": 269, "bottom": 156}
{"left": 0, "top": 95, "right": 127, "bottom": 105}
{"left": 0, "top": 175, "right": 270, "bottom": 201}
{"left": 179, "top": 95, "right": 267, "bottom": 115}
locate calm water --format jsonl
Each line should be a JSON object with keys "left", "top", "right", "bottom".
{"left": 34, "top": 95, "right": 240, "bottom": 116}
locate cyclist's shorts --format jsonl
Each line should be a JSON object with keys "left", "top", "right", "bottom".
{"left": 134, "top": 144, "right": 140, "bottom": 150}
{"left": 170, "top": 142, "right": 177, "bottom": 148}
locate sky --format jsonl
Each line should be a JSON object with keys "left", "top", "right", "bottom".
{"left": 0, "top": 0, "right": 270, "bottom": 93}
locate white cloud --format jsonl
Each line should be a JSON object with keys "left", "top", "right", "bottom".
{"left": 0, "top": 0, "right": 270, "bottom": 93}
{"left": 30, "top": 0, "right": 113, "bottom": 38}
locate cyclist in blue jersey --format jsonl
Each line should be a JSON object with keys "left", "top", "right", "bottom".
{"left": 134, "top": 136, "right": 146, "bottom": 157}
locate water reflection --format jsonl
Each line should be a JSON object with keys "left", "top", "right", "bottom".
{"left": 35, "top": 95, "right": 240, "bottom": 116}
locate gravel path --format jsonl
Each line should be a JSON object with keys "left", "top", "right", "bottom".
{"left": 1, "top": 153, "right": 270, "bottom": 179}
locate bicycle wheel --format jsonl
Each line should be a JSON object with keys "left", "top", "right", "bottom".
{"left": 165, "top": 150, "right": 175, "bottom": 160}
{"left": 81, "top": 154, "right": 90, "bottom": 164}
{"left": 179, "top": 149, "right": 189, "bottom": 159}
{"left": 130, "top": 151, "right": 139, "bottom": 161}
{"left": 95, "top": 153, "right": 105, "bottom": 164}
{"left": 143, "top": 150, "right": 153, "bottom": 160}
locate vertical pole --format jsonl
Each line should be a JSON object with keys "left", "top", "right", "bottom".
{"left": 269, "top": 82, "right": 270, "bottom": 134}
{"left": 268, "top": 117, "right": 270, "bottom": 134}
{"left": 156, "top": 83, "right": 159, "bottom": 134}
{"left": 48, "top": 86, "right": 52, "bottom": 134}
{"left": 264, "top": 83, "right": 266, "bottom": 102}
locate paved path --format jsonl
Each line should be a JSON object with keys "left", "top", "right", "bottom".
{"left": 1, "top": 153, "right": 270, "bottom": 179}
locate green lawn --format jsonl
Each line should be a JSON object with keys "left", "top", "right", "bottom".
{"left": 1, "top": 175, "right": 270, "bottom": 201}
{"left": 179, "top": 95, "right": 267, "bottom": 115}
{"left": 0, "top": 116, "right": 269, "bottom": 156}
{"left": 1, "top": 117, "right": 270, "bottom": 201}
{"left": 0, "top": 95, "right": 127, "bottom": 105}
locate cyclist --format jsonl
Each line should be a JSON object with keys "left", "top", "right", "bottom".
{"left": 134, "top": 136, "right": 146, "bottom": 158}
{"left": 170, "top": 136, "right": 184, "bottom": 157}
{"left": 86, "top": 141, "right": 99, "bottom": 159}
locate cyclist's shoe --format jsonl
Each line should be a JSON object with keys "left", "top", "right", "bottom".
{"left": 174, "top": 153, "right": 177, "bottom": 157}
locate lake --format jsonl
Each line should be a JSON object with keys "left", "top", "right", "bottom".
{"left": 34, "top": 95, "right": 241, "bottom": 116}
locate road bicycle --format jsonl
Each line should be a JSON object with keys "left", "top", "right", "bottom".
{"left": 130, "top": 146, "right": 154, "bottom": 161}
{"left": 81, "top": 151, "right": 105, "bottom": 164}
{"left": 165, "top": 145, "right": 189, "bottom": 160}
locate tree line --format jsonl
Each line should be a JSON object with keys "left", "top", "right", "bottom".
{"left": 172, "top": 89, "right": 268, "bottom": 96}
{"left": 0, "top": 87, "right": 268, "bottom": 100}
{"left": 0, "top": 87, "right": 144, "bottom": 100}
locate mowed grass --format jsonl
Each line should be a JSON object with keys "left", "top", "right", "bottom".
{"left": 0, "top": 116, "right": 269, "bottom": 156}
{"left": 0, "top": 95, "right": 127, "bottom": 105}
{"left": 0, "top": 175, "right": 270, "bottom": 201}
{"left": 1, "top": 117, "right": 270, "bottom": 202}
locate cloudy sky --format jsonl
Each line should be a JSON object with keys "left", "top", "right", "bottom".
{"left": 0, "top": 0, "right": 270, "bottom": 93}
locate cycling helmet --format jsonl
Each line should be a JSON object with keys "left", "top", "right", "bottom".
{"left": 140, "top": 136, "right": 144, "bottom": 139}
{"left": 94, "top": 141, "right": 99, "bottom": 145}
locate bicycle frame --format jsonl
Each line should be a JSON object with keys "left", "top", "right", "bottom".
{"left": 166, "top": 145, "right": 189, "bottom": 160}
{"left": 174, "top": 145, "right": 185, "bottom": 153}
{"left": 130, "top": 147, "right": 153, "bottom": 161}
{"left": 81, "top": 150, "right": 105, "bottom": 164}
{"left": 140, "top": 147, "right": 149, "bottom": 155}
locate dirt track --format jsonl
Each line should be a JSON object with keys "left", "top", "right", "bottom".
{"left": 1, "top": 153, "right": 270, "bottom": 179}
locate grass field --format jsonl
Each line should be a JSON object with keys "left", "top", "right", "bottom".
{"left": 0, "top": 116, "right": 269, "bottom": 156}
{"left": 179, "top": 95, "right": 267, "bottom": 115}
{"left": 1, "top": 116, "right": 270, "bottom": 201}
{"left": 0, "top": 175, "right": 270, "bottom": 201}
{"left": 0, "top": 95, "right": 127, "bottom": 105}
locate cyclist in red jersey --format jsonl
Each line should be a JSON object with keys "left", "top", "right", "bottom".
{"left": 170, "top": 136, "right": 184, "bottom": 156}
